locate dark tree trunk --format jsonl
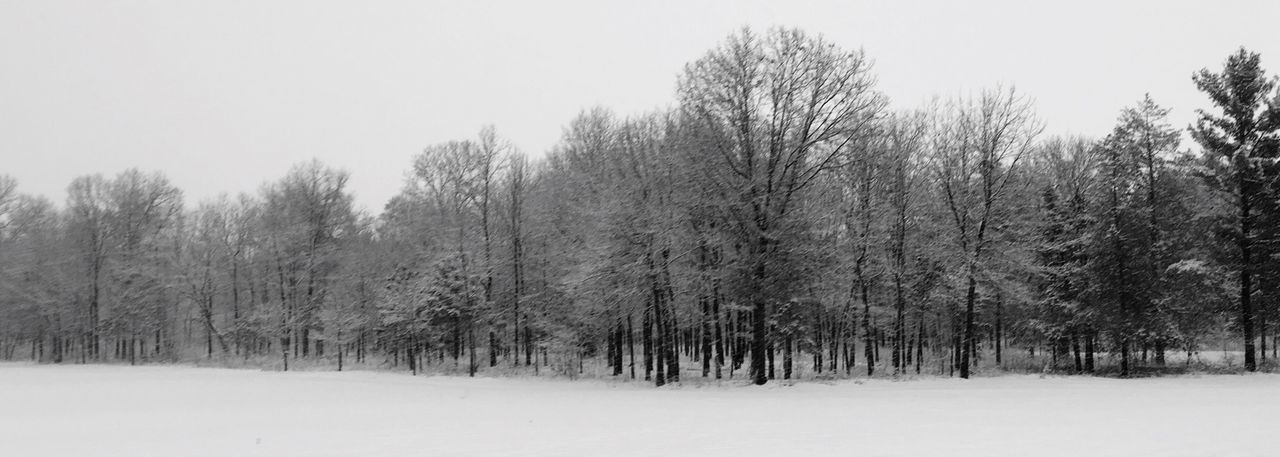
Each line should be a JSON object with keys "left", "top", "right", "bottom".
{"left": 1072, "top": 333, "right": 1083, "bottom": 373}
{"left": 655, "top": 310, "right": 666, "bottom": 387}
{"left": 994, "top": 294, "right": 1003, "bottom": 366}
{"left": 713, "top": 282, "right": 724, "bottom": 379}
{"left": 748, "top": 235, "right": 769, "bottom": 386}
{"left": 736, "top": 308, "right": 748, "bottom": 371}
{"left": 893, "top": 274, "right": 905, "bottom": 375}
{"left": 814, "top": 312, "right": 824, "bottom": 374}
{"left": 843, "top": 319, "right": 855, "bottom": 376}
{"left": 662, "top": 259, "right": 680, "bottom": 384}
{"left": 701, "top": 293, "right": 712, "bottom": 378}
{"left": 1120, "top": 338, "right": 1131, "bottom": 377}
{"left": 1085, "top": 333, "right": 1095, "bottom": 372}
{"left": 862, "top": 282, "right": 874, "bottom": 377}
{"left": 915, "top": 314, "right": 925, "bottom": 374}
{"left": 612, "top": 320, "right": 624, "bottom": 376}
{"left": 1241, "top": 189, "right": 1257, "bottom": 371}
{"left": 469, "top": 326, "right": 477, "bottom": 377}
{"left": 627, "top": 314, "right": 636, "bottom": 379}
{"left": 653, "top": 273, "right": 667, "bottom": 386}
{"left": 643, "top": 309, "right": 653, "bottom": 381}
{"left": 407, "top": 343, "right": 416, "bottom": 376}
{"left": 524, "top": 326, "right": 532, "bottom": 366}
{"left": 829, "top": 317, "right": 839, "bottom": 373}
{"left": 960, "top": 272, "right": 977, "bottom": 379}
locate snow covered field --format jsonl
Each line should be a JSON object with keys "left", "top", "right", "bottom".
{"left": 2, "top": 363, "right": 1277, "bottom": 457}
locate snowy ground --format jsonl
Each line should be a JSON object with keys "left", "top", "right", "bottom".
{"left": 2, "top": 363, "right": 1278, "bottom": 457}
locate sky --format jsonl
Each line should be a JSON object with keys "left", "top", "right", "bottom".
{"left": 2, "top": 0, "right": 1278, "bottom": 213}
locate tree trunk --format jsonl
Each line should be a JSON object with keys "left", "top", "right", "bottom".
{"left": 862, "top": 283, "right": 873, "bottom": 377}
{"left": 643, "top": 309, "right": 653, "bottom": 381}
{"left": 469, "top": 326, "right": 477, "bottom": 377}
{"left": 713, "top": 289, "right": 724, "bottom": 379}
{"left": 489, "top": 330, "right": 498, "bottom": 367}
{"left": 893, "top": 273, "right": 905, "bottom": 375}
{"left": 613, "top": 320, "right": 624, "bottom": 376}
{"left": 960, "top": 270, "right": 977, "bottom": 379}
{"left": 749, "top": 237, "right": 769, "bottom": 386}
{"left": 654, "top": 303, "right": 667, "bottom": 387}
{"left": 407, "top": 342, "right": 416, "bottom": 376}
{"left": 915, "top": 314, "right": 925, "bottom": 374}
{"left": 628, "top": 314, "right": 636, "bottom": 379}
{"left": 524, "top": 326, "right": 532, "bottom": 366}
{"left": 1259, "top": 310, "right": 1267, "bottom": 364}
{"left": 701, "top": 294, "right": 712, "bottom": 378}
{"left": 662, "top": 259, "right": 679, "bottom": 384}
{"left": 783, "top": 334, "right": 793, "bottom": 380}
{"left": 1071, "top": 333, "right": 1083, "bottom": 373}
{"left": 1085, "top": 332, "right": 1095, "bottom": 372}
{"left": 767, "top": 324, "right": 775, "bottom": 380}
{"left": 995, "top": 294, "right": 1003, "bottom": 366}
{"left": 1121, "top": 337, "right": 1131, "bottom": 377}
{"left": 1241, "top": 189, "right": 1257, "bottom": 371}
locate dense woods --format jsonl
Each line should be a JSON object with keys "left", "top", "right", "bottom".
{"left": 3, "top": 28, "right": 1280, "bottom": 384}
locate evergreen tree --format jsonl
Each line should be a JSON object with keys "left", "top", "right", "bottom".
{"left": 1190, "top": 48, "right": 1280, "bottom": 372}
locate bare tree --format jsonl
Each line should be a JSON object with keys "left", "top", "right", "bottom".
{"left": 507, "top": 151, "right": 528, "bottom": 366}
{"left": 930, "top": 87, "right": 1042, "bottom": 378}
{"left": 679, "top": 27, "right": 885, "bottom": 384}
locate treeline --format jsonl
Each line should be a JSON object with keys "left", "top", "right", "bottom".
{"left": 2, "top": 28, "right": 1279, "bottom": 384}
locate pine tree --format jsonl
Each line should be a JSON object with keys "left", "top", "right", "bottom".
{"left": 1190, "top": 48, "right": 1280, "bottom": 372}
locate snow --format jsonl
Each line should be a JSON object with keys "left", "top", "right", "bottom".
{"left": 2, "top": 363, "right": 1278, "bottom": 457}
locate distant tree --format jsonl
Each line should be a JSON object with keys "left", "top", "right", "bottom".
{"left": 0, "top": 193, "right": 68, "bottom": 362}
{"left": 317, "top": 225, "right": 381, "bottom": 372}
{"left": 506, "top": 151, "right": 529, "bottom": 367}
{"left": 475, "top": 126, "right": 507, "bottom": 367}
{"left": 65, "top": 174, "right": 112, "bottom": 360}
{"left": 0, "top": 175, "right": 17, "bottom": 236}
{"left": 180, "top": 202, "right": 233, "bottom": 359}
{"left": 259, "top": 160, "right": 357, "bottom": 363}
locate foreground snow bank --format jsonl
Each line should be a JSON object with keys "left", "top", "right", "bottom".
{"left": 1, "top": 363, "right": 1277, "bottom": 457}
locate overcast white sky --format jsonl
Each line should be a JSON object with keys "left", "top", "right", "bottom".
{"left": 2, "top": 0, "right": 1277, "bottom": 212}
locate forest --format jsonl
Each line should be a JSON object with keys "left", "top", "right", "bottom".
{"left": 2, "top": 27, "right": 1279, "bottom": 386}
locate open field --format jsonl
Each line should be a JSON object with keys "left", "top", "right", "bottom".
{"left": 1, "top": 363, "right": 1278, "bottom": 456}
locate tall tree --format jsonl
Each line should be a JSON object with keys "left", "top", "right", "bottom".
{"left": 931, "top": 87, "right": 1042, "bottom": 378}
{"left": 881, "top": 114, "right": 929, "bottom": 375}
{"left": 507, "top": 150, "right": 528, "bottom": 366}
{"left": 1029, "top": 136, "right": 1098, "bottom": 372}
{"left": 259, "top": 160, "right": 356, "bottom": 363}
{"left": 679, "top": 27, "right": 885, "bottom": 385}
{"left": 1191, "top": 48, "right": 1280, "bottom": 372}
